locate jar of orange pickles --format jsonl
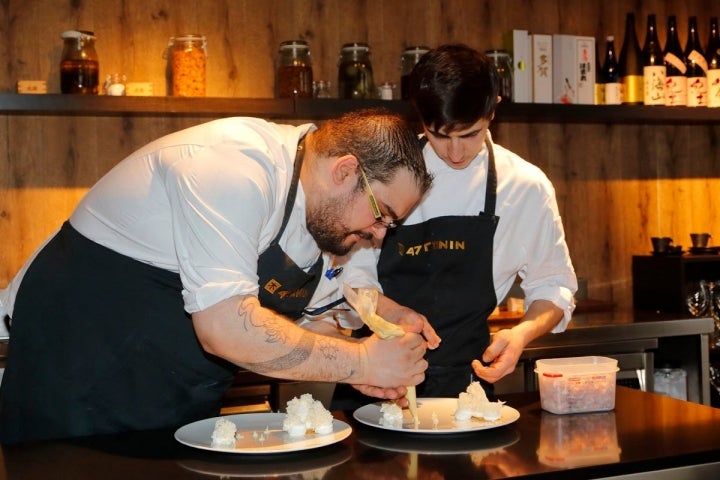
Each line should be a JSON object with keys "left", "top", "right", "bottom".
{"left": 166, "top": 34, "right": 207, "bottom": 96}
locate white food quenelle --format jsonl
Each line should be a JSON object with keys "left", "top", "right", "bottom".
{"left": 210, "top": 417, "right": 238, "bottom": 447}
{"left": 342, "top": 284, "right": 420, "bottom": 426}
{"left": 455, "top": 381, "right": 505, "bottom": 421}
{"left": 282, "top": 393, "right": 334, "bottom": 437}
{"left": 379, "top": 402, "right": 404, "bottom": 428}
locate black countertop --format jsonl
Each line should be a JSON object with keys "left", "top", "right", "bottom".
{"left": 1, "top": 387, "right": 719, "bottom": 480}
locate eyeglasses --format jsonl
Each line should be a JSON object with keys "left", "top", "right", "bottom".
{"left": 357, "top": 163, "right": 398, "bottom": 229}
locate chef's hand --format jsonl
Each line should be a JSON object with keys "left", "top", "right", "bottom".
{"left": 471, "top": 328, "right": 523, "bottom": 383}
{"left": 472, "top": 300, "right": 565, "bottom": 383}
{"left": 351, "top": 384, "right": 413, "bottom": 407}
{"left": 377, "top": 294, "right": 441, "bottom": 350}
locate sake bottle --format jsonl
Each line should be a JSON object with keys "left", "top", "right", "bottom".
{"left": 602, "top": 36, "right": 622, "bottom": 104}
{"left": 685, "top": 16, "right": 708, "bottom": 106}
{"left": 664, "top": 15, "right": 688, "bottom": 106}
{"left": 707, "top": 16, "right": 720, "bottom": 108}
{"left": 619, "top": 13, "right": 644, "bottom": 104}
{"left": 642, "top": 14, "right": 666, "bottom": 105}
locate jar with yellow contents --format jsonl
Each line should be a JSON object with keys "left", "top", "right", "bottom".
{"left": 166, "top": 34, "right": 207, "bottom": 96}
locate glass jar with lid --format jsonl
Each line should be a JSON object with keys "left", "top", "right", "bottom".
{"left": 277, "top": 40, "right": 313, "bottom": 98}
{"left": 60, "top": 30, "right": 99, "bottom": 94}
{"left": 337, "top": 42, "right": 376, "bottom": 99}
{"left": 400, "top": 46, "right": 430, "bottom": 99}
{"left": 166, "top": 34, "right": 207, "bottom": 97}
{"left": 485, "top": 49, "right": 513, "bottom": 102}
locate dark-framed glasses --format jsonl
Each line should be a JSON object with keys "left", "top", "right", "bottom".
{"left": 357, "top": 163, "right": 398, "bottom": 229}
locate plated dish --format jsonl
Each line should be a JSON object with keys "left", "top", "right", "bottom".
{"left": 353, "top": 398, "right": 520, "bottom": 434}
{"left": 174, "top": 412, "right": 351, "bottom": 454}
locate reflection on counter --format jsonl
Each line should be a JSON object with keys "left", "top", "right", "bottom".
{"left": 537, "top": 411, "right": 621, "bottom": 469}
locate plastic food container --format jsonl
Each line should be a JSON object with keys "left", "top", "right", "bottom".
{"left": 535, "top": 356, "right": 619, "bottom": 414}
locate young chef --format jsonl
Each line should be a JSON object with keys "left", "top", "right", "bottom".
{"left": 336, "top": 44, "right": 577, "bottom": 402}
{"left": 0, "top": 109, "right": 434, "bottom": 443}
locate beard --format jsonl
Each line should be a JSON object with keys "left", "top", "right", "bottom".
{"left": 306, "top": 193, "right": 373, "bottom": 256}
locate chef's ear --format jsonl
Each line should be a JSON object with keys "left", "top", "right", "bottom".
{"left": 331, "top": 155, "right": 360, "bottom": 186}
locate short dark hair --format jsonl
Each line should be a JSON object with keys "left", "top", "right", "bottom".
{"left": 408, "top": 44, "right": 500, "bottom": 132}
{"left": 312, "top": 108, "right": 433, "bottom": 194}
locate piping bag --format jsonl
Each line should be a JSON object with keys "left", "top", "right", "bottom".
{"left": 343, "top": 284, "right": 419, "bottom": 427}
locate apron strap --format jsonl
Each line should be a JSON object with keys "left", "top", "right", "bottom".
{"left": 270, "top": 136, "right": 306, "bottom": 246}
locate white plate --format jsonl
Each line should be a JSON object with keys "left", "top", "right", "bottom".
{"left": 174, "top": 413, "right": 351, "bottom": 454}
{"left": 353, "top": 398, "right": 520, "bottom": 434}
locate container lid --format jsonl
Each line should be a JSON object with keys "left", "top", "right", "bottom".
{"left": 535, "top": 356, "right": 619, "bottom": 376}
{"left": 280, "top": 40, "right": 309, "bottom": 50}
{"left": 61, "top": 30, "right": 95, "bottom": 40}
{"left": 341, "top": 42, "right": 370, "bottom": 52}
{"left": 485, "top": 49, "right": 510, "bottom": 57}
{"left": 403, "top": 46, "right": 430, "bottom": 55}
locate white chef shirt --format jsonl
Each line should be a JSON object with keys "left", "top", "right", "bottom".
{"left": 2, "top": 117, "right": 322, "bottom": 316}
{"left": 340, "top": 132, "right": 577, "bottom": 332}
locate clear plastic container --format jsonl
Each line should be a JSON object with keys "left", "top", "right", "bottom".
{"left": 535, "top": 356, "right": 619, "bottom": 414}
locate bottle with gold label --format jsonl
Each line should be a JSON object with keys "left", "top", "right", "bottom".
{"left": 663, "top": 16, "right": 687, "bottom": 106}
{"left": 618, "top": 13, "right": 643, "bottom": 104}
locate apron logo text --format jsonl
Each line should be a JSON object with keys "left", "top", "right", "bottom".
{"left": 263, "top": 279, "right": 309, "bottom": 299}
{"left": 397, "top": 239, "right": 467, "bottom": 256}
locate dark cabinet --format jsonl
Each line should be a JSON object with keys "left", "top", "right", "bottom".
{"left": 632, "top": 254, "right": 720, "bottom": 313}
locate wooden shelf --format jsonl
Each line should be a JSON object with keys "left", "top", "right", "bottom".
{"left": 0, "top": 93, "right": 718, "bottom": 124}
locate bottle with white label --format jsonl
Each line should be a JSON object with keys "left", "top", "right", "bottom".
{"left": 685, "top": 16, "right": 708, "bottom": 106}
{"left": 642, "top": 14, "right": 665, "bottom": 105}
{"left": 602, "top": 36, "right": 622, "bottom": 104}
{"left": 707, "top": 17, "right": 720, "bottom": 108}
{"left": 663, "top": 16, "right": 687, "bottom": 106}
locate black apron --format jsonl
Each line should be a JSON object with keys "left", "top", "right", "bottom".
{"left": 377, "top": 136, "right": 499, "bottom": 398}
{"left": 0, "top": 138, "right": 322, "bottom": 444}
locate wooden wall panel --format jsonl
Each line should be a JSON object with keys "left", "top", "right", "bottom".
{"left": 1, "top": 0, "right": 719, "bottom": 311}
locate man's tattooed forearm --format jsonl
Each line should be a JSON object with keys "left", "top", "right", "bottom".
{"left": 244, "top": 330, "right": 315, "bottom": 373}
{"left": 238, "top": 297, "right": 288, "bottom": 344}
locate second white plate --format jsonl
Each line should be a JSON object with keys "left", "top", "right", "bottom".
{"left": 174, "top": 413, "right": 351, "bottom": 454}
{"left": 353, "top": 398, "right": 520, "bottom": 434}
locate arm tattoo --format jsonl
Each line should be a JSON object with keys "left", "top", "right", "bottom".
{"left": 245, "top": 330, "right": 314, "bottom": 373}
{"left": 237, "top": 297, "right": 348, "bottom": 378}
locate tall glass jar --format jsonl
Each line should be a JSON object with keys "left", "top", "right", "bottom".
{"left": 337, "top": 42, "right": 375, "bottom": 99}
{"left": 400, "top": 46, "right": 430, "bottom": 99}
{"left": 485, "top": 49, "right": 514, "bottom": 102}
{"left": 166, "top": 34, "right": 207, "bottom": 97}
{"left": 60, "top": 30, "right": 99, "bottom": 94}
{"left": 277, "top": 40, "right": 313, "bottom": 98}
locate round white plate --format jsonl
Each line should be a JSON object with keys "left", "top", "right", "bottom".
{"left": 174, "top": 413, "right": 351, "bottom": 454}
{"left": 353, "top": 398, "right": 520, "bottom": 434}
